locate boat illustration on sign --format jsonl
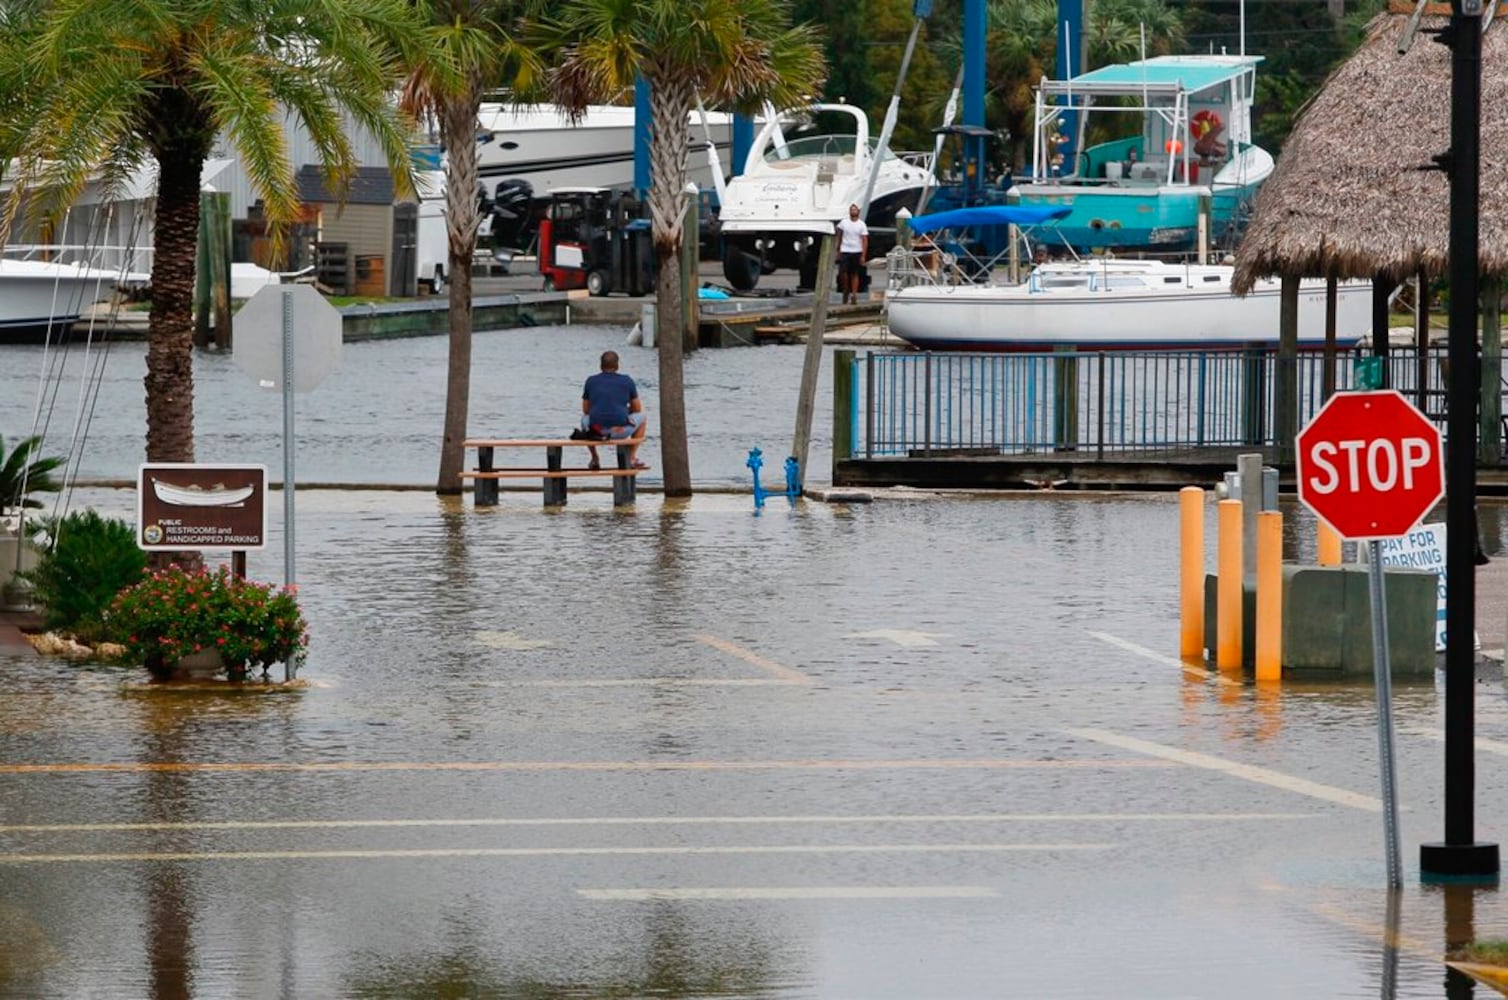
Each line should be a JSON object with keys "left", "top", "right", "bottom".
{"left": 151, "top": 480, "right": 255, "bottom": 507}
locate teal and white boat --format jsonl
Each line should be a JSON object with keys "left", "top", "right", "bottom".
{"left": 1008, "top": 54, "right": 1272, "bottom": 254}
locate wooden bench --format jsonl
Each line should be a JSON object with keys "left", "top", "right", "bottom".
{"left": 462, "top": 438, "right": 648, "bottom": 507}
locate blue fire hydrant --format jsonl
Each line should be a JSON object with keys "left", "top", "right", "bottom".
{"left": 747, "top": 448, "right": 767, "bottom": 508}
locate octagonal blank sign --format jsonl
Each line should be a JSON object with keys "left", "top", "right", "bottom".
{"left": 233, "top": 283, "right": 343, "bottom": 392}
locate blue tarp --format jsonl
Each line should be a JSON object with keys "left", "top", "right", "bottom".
{"left": 906, "top": 205, "right": 1071, "bottom": 235}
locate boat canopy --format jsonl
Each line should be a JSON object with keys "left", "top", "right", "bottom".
{"left": 1038, "top": 55, "right": 1262, "bottom": 100}
{"left": 907, "top": 205, "right": 1071, "bottom": 235}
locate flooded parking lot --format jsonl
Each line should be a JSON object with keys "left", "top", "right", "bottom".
{"left": 4, "top": 485, "right": 1508, "bottom": 997}
{"left": 8, "top": 331, "right": 1508, "bottom": 996}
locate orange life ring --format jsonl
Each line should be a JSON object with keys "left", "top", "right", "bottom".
{"left": 1191, "top": 109, "right": 1224, "bottom": 141}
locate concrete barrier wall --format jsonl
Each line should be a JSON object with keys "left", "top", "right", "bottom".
{"left": 1203, "top": 564, "right": 1437, "bottom": 677}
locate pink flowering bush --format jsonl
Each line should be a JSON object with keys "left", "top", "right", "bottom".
{"left": 104, "top": 565, "right": 307, "bottom": 678}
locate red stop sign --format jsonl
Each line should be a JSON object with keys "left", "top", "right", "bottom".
{"left": 1296, "top": 389, "right": 1443, "bottom": 540}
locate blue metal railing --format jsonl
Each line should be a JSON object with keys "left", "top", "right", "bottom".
{"left": 853, "top": 347, "right": 1458, "bottom": 459}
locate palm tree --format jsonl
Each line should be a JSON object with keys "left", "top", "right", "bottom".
{"left": 0, "top": 0, "right": 421, "bottom": 469}
{"left": 538, "top": 0, "right": 826, "bottom": 496}
{"left": 399, "top": 1, "right": 543, "bottom": 495}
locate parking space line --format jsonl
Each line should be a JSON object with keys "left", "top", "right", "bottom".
{"left": 1067, "top": 727, "right": 1382, "bottom": 811}
{"left": 0, "top": 842, "right": 1117, "bottom": 865}
{"left": 0, "top": 757, "right": 1180, "bottom": 776}
{"left": 1089, "top": 631, "right": 1242, "bottom": 686}
{"left": 694, "top": 635, "right": 812, "bottom": 684}
{"left": 577, "top": 886, "right": 1000, "bottom": 901}
{"left": 0, "top": 811, "right": 1316, "bottom": 834}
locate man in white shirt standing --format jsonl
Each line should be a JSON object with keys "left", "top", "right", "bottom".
{"left": 835, "top": 202, "right": 869, "bottom": 305}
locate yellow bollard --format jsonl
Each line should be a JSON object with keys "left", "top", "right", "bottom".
{"left": 1217, "top": 499, "right": 1243, "bottom": 670}
{"left": 1179, "top": 486, "right": 1205, "bottom": 658}
{"left": 1255, "top": 510, "right": 1283, "bottom": 682}
{"left": 1317, "top": 521, "right": 1342, "bottom": 566}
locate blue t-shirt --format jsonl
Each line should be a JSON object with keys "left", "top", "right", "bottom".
{"left": 582, "top": 371, "right": 638, "bottom": 428}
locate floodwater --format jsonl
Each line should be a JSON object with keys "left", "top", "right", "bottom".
{"left": 4, "top": 332, "right": 1508, "bottom": 997}
{"left": 0, "top": 324, "right": 831, "bottom": 487}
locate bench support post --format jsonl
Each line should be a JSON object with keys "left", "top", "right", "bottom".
{"left": 475, "top": 446, "right": 498, "bottom": 507}
{"left": 613, "top": 445, "right": 637, "bottom": 506}
{"left": 544, "top": 446, "right": 567, "bottom": 506}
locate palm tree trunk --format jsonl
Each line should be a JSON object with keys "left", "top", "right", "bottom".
{"left": 436, "top": 91, "right": 483, "bottom": 495}
{"left": 648, "top": 77, "right": 695, "bottom": 497}
{"left": 146, "top": 149, "right": 205, "bottom": 572}
{"left": 147, "top": 151, "right": 204, "bottom": 465}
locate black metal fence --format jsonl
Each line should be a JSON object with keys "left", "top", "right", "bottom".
{"left": 853, "top": 346, "right": 1484, "bottom": 459}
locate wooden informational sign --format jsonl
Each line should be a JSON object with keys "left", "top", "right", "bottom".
{"left": 137, "top": 463, "right": 268, "bottom": 551}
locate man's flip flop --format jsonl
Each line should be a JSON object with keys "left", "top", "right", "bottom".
{"left": 588, "top": 459, "right": 600, "bottom": 470}
{"left": 631, "top": 460, "right": 649, "bottom": 470}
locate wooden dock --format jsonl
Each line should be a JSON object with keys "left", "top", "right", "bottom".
{"left": 698, "top": 300, "right": 884, "bottom": 347}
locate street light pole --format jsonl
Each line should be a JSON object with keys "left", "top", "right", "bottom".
{"left": 1421, "top": 0, "right": 1499, "bottom": 880}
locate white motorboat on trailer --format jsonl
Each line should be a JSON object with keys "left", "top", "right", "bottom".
{"left": 473, "top": 102, "right": 733, "bottom": 200}
{"left": 715, "top": 103, "right": 935, "bottom": 292}
{"left": 885, "top": 209, "right": 1370, "bottom": 352}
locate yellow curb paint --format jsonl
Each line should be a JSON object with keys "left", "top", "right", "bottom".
{"left": 1067, "top": 727, "right": 1382, "bottom": 811}
{"left": 694, "top": 634, "right": 813, "bottom": 684}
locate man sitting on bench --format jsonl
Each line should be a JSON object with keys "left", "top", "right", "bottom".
{"left": 580, "top": 349, "right": 648, "bottom": 470}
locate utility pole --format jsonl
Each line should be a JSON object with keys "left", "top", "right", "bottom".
{"left": 1420, "top": 0, "right": 1499, "bottom": 882}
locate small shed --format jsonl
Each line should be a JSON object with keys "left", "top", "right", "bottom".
{"left": 296, "top": 165, "right": 417, "bottom": 297}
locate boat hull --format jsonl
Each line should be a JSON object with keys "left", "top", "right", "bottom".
{"left": 1008, "top": 180, "right": 1264, "bottom": 252}
{"left": 475, "top": 104, "right": 731, "bottom": 197}
{"left": 887, "top": 275, "right": 1373, "bottom": 352}
{"left": 0, "top": 261, "right": 118, "bottom": 345}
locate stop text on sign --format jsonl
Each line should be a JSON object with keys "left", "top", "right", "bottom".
{"left": 1305, "top": 437, "right": 1434, "bottom": 494}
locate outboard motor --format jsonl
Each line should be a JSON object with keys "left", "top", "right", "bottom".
{"left": 488, "top": 178, "right": 538, "bottom": 252}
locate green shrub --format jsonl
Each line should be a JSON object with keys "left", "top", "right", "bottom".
{"left": 103, "top": 566, "right": 308, "bottom": 678}
{"left": 24, "top": 509, "right": 147, "bottom": 637}
{"left": 0, "top": 434, "right": 64, "bottom": 512}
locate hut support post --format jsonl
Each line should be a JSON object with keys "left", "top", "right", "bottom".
{"left": 1324, "top": 277, "right": 1338, "bottom": 399}
{"left": 1276, "top": 275, "right": 1299, "bottom": 465}
{"left": 1372, "top": 274, "right": 1392, "bottom": 388}
{"left": 1481, "top": 277, "right": 1502, "bottom": 467}
{"left": 1416, "top": 268, "right": 1430, "bottom": 413}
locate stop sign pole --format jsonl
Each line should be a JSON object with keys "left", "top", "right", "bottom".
{"left": 1296, "top": 390, "right": 1443, "bottom": 888}
{"left": 233, "top": 283, "right": 343, "bottom": 682}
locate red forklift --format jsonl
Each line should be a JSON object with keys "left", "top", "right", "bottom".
{"left": 537, "top": 188, "right": 654, "bottom": 296}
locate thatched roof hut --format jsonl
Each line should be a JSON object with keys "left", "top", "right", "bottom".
{"left": 1232, "top": 8, "right": 1508, "bottom": 294}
